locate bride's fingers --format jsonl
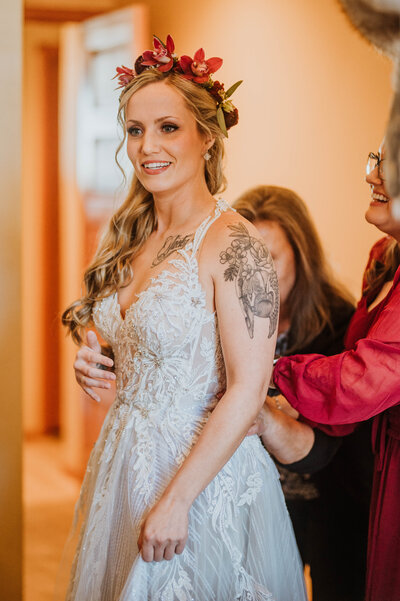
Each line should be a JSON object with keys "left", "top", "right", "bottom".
{"left": 153, "top": 543, "right": 167, "bottom": 562}
{"left": 141, "top": 541, "right": 154, "bottom": 563}
{"left": 175, "top": 538, "right": 187, "bottom": 555}
{"left": 163, "top": 542, "right": 177, "bottom": 561}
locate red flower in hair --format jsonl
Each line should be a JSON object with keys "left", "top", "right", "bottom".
{"left": 179, "top": 48, "right": 223, "bottom": 84}
{"left": 141, "top": 35, "right": 176, "bottom": 72}
{"left": 114, "top": 65, "right": 135, "bottom": 88}
{"left": 114, "top": 35, "right": 241, "bottom": 137}
{"left": 207, "top": 80, "right": 225, "bottom": 102}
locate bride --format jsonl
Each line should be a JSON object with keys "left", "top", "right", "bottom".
{"left": 62, "top": 35, "right": 307, "bottom": 601}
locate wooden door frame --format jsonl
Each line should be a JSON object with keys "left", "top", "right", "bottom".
{"left": 0, "top": 0, "right": 23, "bottom": 598}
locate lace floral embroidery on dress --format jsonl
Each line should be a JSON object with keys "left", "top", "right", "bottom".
{"left": 63, "top": 198, "right": 307, "bottom": 601}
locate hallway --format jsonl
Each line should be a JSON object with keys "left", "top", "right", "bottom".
{"left": 24, "top": 436, "right": 80, "bottom": 601}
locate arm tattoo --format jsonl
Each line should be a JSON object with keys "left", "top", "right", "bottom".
{"left": 151, "top": 233, "right": 193, "bottom": 267}
{"left": 219, "top": 222, "right": 279, "bottom": 339}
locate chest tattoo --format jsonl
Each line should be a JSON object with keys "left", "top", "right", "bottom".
{"left": 151, "top": 233, "right": 194, "bottom": 268}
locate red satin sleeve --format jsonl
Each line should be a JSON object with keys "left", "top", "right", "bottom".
{"left": 274, "top": 270, "right": 400, "bottom": 426}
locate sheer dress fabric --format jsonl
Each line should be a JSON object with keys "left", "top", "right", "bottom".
{"left": 63, "top": 199, "right": 307, "bottom": 601}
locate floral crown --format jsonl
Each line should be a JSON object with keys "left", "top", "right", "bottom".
{"left": 115, "top": 35, "right": 242, "bottom": 137}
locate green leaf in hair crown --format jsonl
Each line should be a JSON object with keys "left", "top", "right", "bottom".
{"left": 114, "top": 34, "right": 242, "bottom": 136}
{"left": 217, "top": 106, "right": 228, "bottom": 138}
{"left": 225, "top": 80, "right": 243, "bottom": 99}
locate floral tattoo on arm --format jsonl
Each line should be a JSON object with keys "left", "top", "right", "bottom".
{"left": 219, "top": 223, "right": 279, "bottom": 339}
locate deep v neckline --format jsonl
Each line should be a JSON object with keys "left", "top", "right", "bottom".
{"left": 115, "top": 199, "right": 227, "bottom": 322}
{"left": 114, "top": 266, "right": 177, "bottom": 323}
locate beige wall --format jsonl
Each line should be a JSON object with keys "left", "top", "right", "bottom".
{"left": 0, "top": 0, "right": 23, "bottom": 598}
{"left": 114, "top": 0, "right": 392, "bottom": 297}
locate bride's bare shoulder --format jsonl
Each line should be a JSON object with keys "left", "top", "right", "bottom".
{"left": 204, "top": 209, "right": 266, "bottom": 254}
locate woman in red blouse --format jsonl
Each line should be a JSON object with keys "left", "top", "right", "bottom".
{"left": 268, "top": 146, "right": 400, "bottom": 601}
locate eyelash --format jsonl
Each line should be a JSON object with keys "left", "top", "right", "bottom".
{"left": 127, "top": 126, "right": 142, "bottom": 137}
{"left": 162, "top": 123, "right": 178, "bottom": 133}
{"left": 127, "top": 123, "right": 179, "bottom": 137}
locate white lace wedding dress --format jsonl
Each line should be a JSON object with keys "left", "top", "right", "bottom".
{"left": 65, "top": 199, "right": 307, "bottom": 601}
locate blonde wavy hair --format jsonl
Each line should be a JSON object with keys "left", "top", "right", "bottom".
{"left": 62, "top": 69, "right": 227, "bottom": 344}
{"left": 233, "top": 185, "right": 354, "bottom": 354}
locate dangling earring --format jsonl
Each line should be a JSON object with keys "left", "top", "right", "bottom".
{"left": 203, "top": 151, "right": 211, "bottom": 161}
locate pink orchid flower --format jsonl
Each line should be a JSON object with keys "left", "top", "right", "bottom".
{"left": 141, "top": 35, "right": 175, "bottom": 73}
{"left": 179, "top": 48, "right": 223, "bottom": 84}
{"left": 114, "top": 65, "right": 135, "bottom": 88}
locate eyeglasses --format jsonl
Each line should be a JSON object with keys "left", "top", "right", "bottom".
{"left": 366, "top": 151, "right": 385, "bottom": 180}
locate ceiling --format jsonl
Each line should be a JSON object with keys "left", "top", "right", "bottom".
{"left": 24, "top": 0, "right": 134, "bottom": 22}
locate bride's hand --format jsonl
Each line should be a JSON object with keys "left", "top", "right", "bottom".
{"left": 138, "top": 497, "right": 189, "bottom": 562}
{"left": 73, "top": 330, "right": 116, "bottom": 402}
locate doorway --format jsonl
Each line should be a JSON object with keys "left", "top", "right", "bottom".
{"left": 23, "top": 6, "right": 148, "bottom": 600}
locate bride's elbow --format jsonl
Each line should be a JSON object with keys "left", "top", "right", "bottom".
{"left": 229, "top": 381, "right": 268, "bottom": 410}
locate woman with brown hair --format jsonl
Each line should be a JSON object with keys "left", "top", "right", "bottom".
{"left": 61, "top": 36, "right": 307, "bottom": 601}
{"left": 233, "top": 185, "right": 370, "bottom": 601}
{"left": 233, "top": 185, "right": 354, "bottom": 355}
